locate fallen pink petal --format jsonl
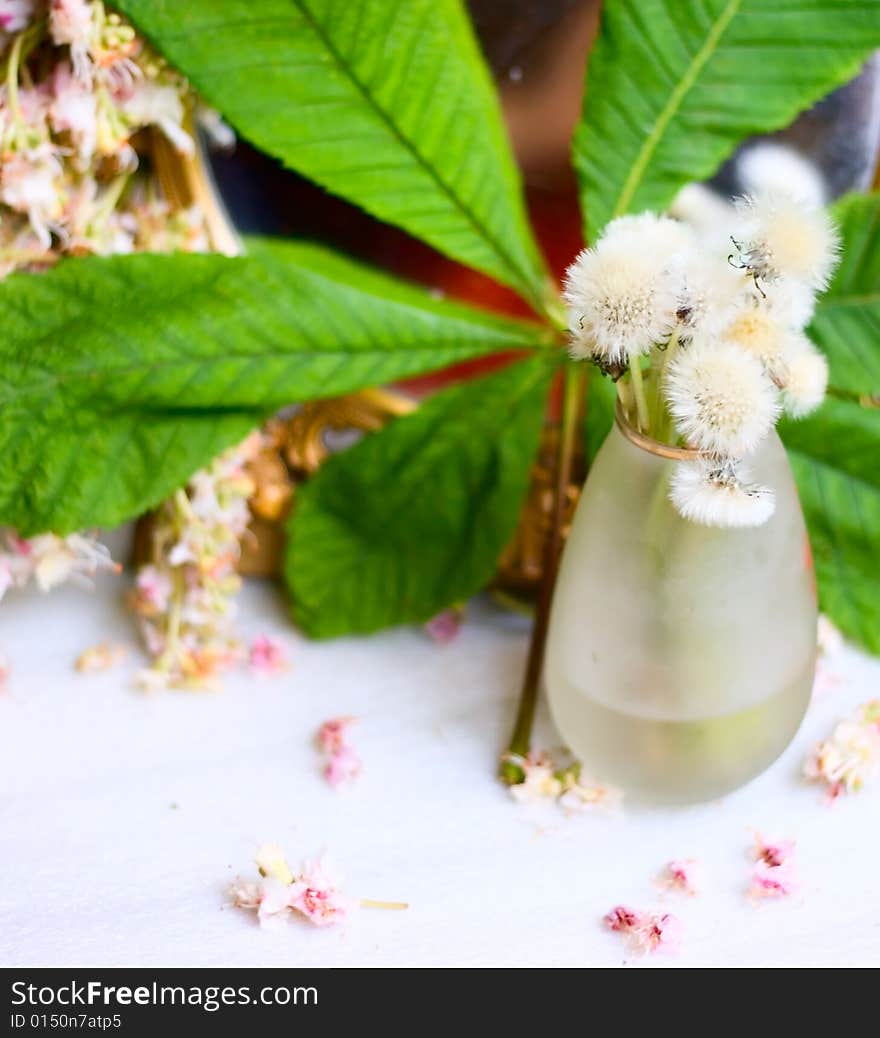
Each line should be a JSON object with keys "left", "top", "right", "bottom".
{"left": 229, "top": 846, "right": 403, "bottom": 930}
{"left": 508, "top": 751, "right": 562, "bottom": 804}
{"left": 603, "top": 904, "right": 645, "bottom": 932}
{"left": 752, "top": 835, "right": 795, "bottom": 869}
{"left": 316, "top": 716, "right": 362, "bottom": 787}
{"left": 509, "top": 753, "right": 620, "bottom": 815}
{"left": 749, "top": 860, "right": 798, "bottom": 901}
{"left": 227, "top": 877, "right": 263, "bottom": 912}
{"left": 660, "top": 858, "right": 702, "bottom": 896}
{"left": 287, "top": 857, "right": 357, "bottom": 928}
{"left": 75, "top": 642, "right": 127, "bottom": 673}
{"left": 804, "top": 700, "right": 880, "bottom": 798}
{"left": 424, "top": 607, "right": 464, "bottom": 644}
{"left": 324, "top": 745, "right": 362, "bottom": 788}
{"left": 603, "top": 905, "right": 682, "bottom": 955}
{"left": 316, "top": 716, "right": 356, "bottom": 756}
{"left": 748, "top": 835, "right": 798, "bottom": 902}
{"left": 257, "top": 877, "right": 295, "bottom": 929}
{"left": 633, "top": 912, "right": 683, "bottom": 955}
{"left": 248, "top": 634, "right": 287, "bottom": 677}
{"left": 558, "top": 766, "right": 622, "bottom": 814}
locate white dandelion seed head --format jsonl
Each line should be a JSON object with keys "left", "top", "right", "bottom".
{"left": 724, "top": 304, "right": 794, "bottom": 378}
{"left": 754, "top": 275, "right": 817, "bottom": 330}
{"left": 675, "top": 246, "right": 747, "bottom": 341}
{"left": 779, "top": 338, "right": 828, "bottom": 418}
{"left": 737, "top": 143, "right": 827, "bottom": 209}
{"left": 564, "top": 224, "right": 680, "bottom": 364}
{"left": 732, "top": 190, "right": 840, "bottom": 291}
{"left": 669, "top": 458, "right": 776, "bottom": 528}
{"left": 664, "top": 338, "right": 781, "bottom": 456}
{"left": 600, "top": 210, "right": 696, "bottom": 258}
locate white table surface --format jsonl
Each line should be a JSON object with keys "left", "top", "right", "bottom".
{"left": 1, "top": 568, "right": 878, "bottom": 968}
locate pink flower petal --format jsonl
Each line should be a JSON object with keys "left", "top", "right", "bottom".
{"left": 424, "top": 607, "right": 464, "bottom": 644}
{"left": 249, "top": 634, "right": 287, "bottom": 677}
{"left": 752, "top": 835, "right": 795, "bottom": 869}
{"left": 603, "top": 905, "right": 682, "bottom": 955}
{"left": 660, "top": 858, "right": 702, "bottom": 896}
{"left": 316, "top": 716, "right": 355, "bottom": 755}
{"left": 749, "top": 861, "right": 798, "bottom": 901}
{"left": 603, "top": 905, "right": 645, "bottom": 932}
{"left": 324, "top": 746, "right": 362, "bottom": 788}
{"left": 287, "top": 857, "right": 356, "bottom": 928}
{"left": 749, "top": 835, "right": 798, "bottom": 901}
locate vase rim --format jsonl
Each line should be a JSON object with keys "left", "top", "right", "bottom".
{"left": 614, "top": 399, "right": 709, "bottom": 462}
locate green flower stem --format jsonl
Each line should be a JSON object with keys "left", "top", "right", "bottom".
{"left": 655, "top": 330, "right": 681, "bottom": 443}
{"left": 628, "top": 357, "right": 650, "bottom": 433}
{"left": 5, "top": 31, "right": 26, "bottom": 122}
{"left": 3, "top": 21, "right": 44, "bottom": 123}
{"left": 153, "top": 489, "right": 190, "bottom": 677}
{"left": 500, "top": 361, "right": 585, "bottom": 784}
{"left": 89, "top": 175, "right": 132, "bottom": 234}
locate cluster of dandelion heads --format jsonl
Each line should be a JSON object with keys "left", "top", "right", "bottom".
{"left": 562, "top": 186, "right": 839, "bottom": 529}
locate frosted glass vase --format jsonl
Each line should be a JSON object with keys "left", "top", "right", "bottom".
{"left": 544, "top": 418, "right": 817, "bottom": 804}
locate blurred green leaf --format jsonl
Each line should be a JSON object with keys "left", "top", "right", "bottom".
{"left": 286, "top": 356, "right": 557, "bottom": 636}
{"left": 0, "top": 242, "right": 548, "bottom": 535}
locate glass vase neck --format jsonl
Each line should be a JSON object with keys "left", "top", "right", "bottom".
{"left": 614, "top": 398, "right": 708, "bottom": 462}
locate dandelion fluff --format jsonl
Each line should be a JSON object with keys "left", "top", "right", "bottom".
{"left": 564, "top": 223, "right": 680, "bottom": 364}
{"left": 669, "top": 459, "right": 776, "bottom": 528}
{"left": 780, "top": 340, "right": 828, "bottom": 418}
{"left": 759, "top": 276, "right": 816, "bottom": 330}
{"left": 737, "top": 143, "right": 827, "bottom": 208}
{"left": 600, "top": 210, "right": 695, "bottom": 258}
{"left": 676, "top": 247, "right": 746, "bottom": 340}
{"left": 724, "top": 305, "right": 799, "bottom": 379}
{"left": 665, "top": 338, "right": 780, "bottom": 456}
{"left": 732, "top": 190, "right": 840, "bottom": 291}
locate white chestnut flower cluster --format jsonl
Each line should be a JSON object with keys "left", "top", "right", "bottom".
{"left": 0, "top": 0, "right": 209, "bottom": 273}
{"left": 564, "top": 190, "right": 838, "bottom": 528}
{"left": 129, "top": 434, "right": 263, "bottom": 692}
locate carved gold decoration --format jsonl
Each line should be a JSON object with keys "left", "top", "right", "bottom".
{"left": 237, "top": 389, "right": 417, "bottom": 576}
